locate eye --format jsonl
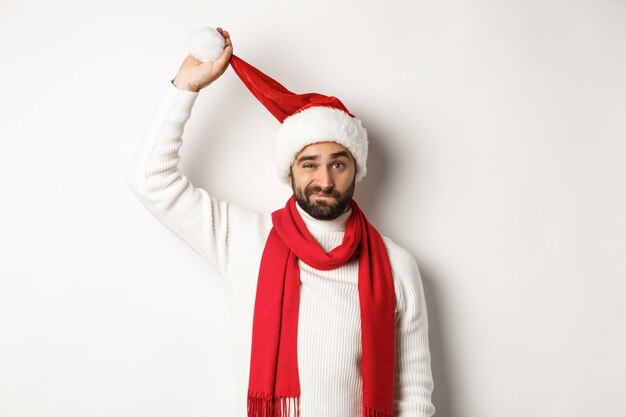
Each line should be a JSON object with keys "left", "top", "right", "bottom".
{"left": 303, "top": 163, "right": 315, "bottom": 169}
{"left": 332, "top": 162, "right": 345, "bottom": 169}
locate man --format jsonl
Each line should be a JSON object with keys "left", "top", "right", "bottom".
{"left": 127, "top": 27, "right": 435, "bottom": 417}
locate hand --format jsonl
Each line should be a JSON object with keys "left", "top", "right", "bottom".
{"left": 172, "top": 27, "right": 233, "bottom": 92}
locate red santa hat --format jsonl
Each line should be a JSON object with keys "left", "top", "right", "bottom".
{"left": 228, "top": 54, "right": 368, "bottom": 184}
{"left": 187, "top": 27, "right": 368, "bottom": 184}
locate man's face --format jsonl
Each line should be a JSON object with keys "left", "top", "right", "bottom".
{"left": 290, "top": 141, "right": 357, "bottom": 221}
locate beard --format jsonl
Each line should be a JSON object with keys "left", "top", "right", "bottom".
{"left": 291, "top": 176, "right": 356, "bottom": 221}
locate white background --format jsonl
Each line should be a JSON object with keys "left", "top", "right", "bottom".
{"left": 1, "top": 0, "right": 625, "bottom": 416}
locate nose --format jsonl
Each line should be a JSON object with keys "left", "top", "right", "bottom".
{"left": 315, "top": 167, "right": 334, "bottom": 190}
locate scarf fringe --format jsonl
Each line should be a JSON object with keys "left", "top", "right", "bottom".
{"left": 247, "top": 392, "right": 300, "bottom": 417}
{"left": 364, "top": 405, "right": 394, "bottom": 417}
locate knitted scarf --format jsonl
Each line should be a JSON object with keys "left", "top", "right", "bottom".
{"left": 247, "top": 195, "right": 396, "bottom": 417}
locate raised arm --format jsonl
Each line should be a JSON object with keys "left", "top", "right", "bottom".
{"left": 126, "top": 28, "right": 272, "bottom": 275}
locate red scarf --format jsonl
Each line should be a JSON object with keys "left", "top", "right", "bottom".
{"left": 247, "top": 195, "right": 396, "bottom": 417}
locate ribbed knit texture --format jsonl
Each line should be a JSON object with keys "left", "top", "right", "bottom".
{"left": 126, "top": 80, "right": 436, "bottom": 417}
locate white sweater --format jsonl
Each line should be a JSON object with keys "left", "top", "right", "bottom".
{"left": 126, "top": 80, "right": 436, "bottom": 417}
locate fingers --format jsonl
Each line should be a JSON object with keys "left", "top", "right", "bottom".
{"left": 214, "top": 45, "right": 232, "bottom": 73}
{"left": 216, "top": 27, "right": 232, "bottom": 46}
{"left": 212, "top": 27, "right": 232, "bottom": 72}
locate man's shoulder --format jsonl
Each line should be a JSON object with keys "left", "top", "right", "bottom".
{"left": 380, "top": 235, "right": 426, "bottom": 314}
{"left": 381, "top": 235, "right": 418, "bottom": 274}
{"left": 215, "top": 198, "right": 274, "bottom": 237}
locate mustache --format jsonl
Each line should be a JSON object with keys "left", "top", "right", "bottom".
{"left": 304, "top": 185, "right": 341, "bottom": 198}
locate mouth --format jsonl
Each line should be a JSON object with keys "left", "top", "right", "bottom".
{"left": 311, "top": 193, "right": 334, "bottom": 199}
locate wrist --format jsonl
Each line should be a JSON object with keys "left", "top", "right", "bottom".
{"left": 171, "top": 77, "right": 199, "bottom": 93}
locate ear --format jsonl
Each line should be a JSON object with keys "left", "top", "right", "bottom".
{"left": 288, "top": 167, "right": 294, "bottom": 184}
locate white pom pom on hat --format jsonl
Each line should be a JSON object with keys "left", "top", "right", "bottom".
{"left": 188, "top": 26, "right": 368, "bottom": 184}
{"left": 188, "top": 27, "right": 225, "bottom": 62}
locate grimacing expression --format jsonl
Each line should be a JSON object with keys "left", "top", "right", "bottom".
{"left": 290, "top": 141, "right": 357, "bottom": 221}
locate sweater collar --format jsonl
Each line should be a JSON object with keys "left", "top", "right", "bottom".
{"left": 295, "top": 200, "right": 352, "bottom": 232}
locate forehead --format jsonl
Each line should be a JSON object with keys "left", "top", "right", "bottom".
{"left": 295, "top": 141, "right": 352, "bottom": 159}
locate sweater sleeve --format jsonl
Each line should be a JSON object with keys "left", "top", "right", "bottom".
{"left": 386, "top": 240, "right": 436, "bottom": 417}
{"left": 126, "top": 79, "right": 272, "bottom": 276}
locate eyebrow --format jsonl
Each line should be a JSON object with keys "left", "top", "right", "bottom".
{"left": 297, "top": 155, "right": 319, "bottom": 163}
{"left": 331, "top": 151, "right": 351, "bottom": 159}
{"left": 296, "top": 151, "right": 352, "bottom": 164}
